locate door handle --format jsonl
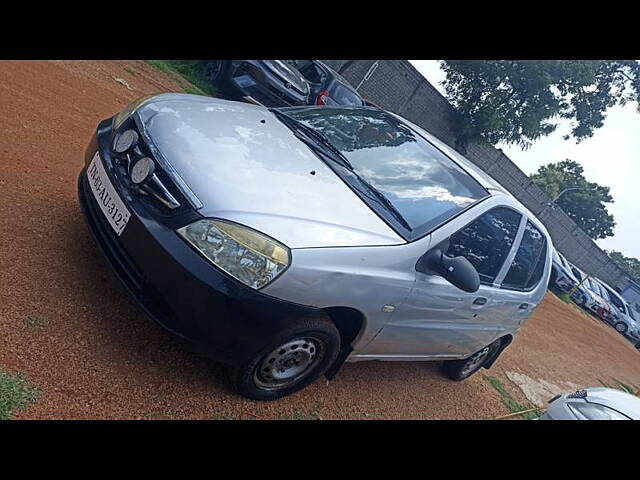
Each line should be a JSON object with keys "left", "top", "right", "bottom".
{"left": 473, "top": 297, "right": 487, "bottom": 305}
{"left": 519, "top": 303, "right": 529, "bottom": 310}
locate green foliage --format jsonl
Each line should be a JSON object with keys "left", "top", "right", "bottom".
{"left": 440, "top": 60, "right": 640, "bottom": 150}
{"left": 146, "top": 60, "right": 215, "bottom": 97}
{"left": 530, "top": 159, "right": 615, "bottom": 239}
{"left": 607, "top": 250, "right": 640, "bottom": 282}
{"left": 25, "top": 315, "right": 47, "bottom": 328}
{"left": 0, "top": 370, "right": 38, "bottom": 419}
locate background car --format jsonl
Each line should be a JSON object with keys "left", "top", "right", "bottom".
{"left": 295, "top": 60, "right": 365, "bottom": 106}
{"left": 539, "top": 387, "right": 640, "bottom": 419}
{"left": 204, "top": 60, "right": 311, "bottom": 107}
{"left": 574, "top": 274, "right": 613, "bottom": 321}
{"left": 549, "top": 248, "right": 580, "bottom": 293}
{"left": 597, "top": 279, "right": 640, "bottom": 340}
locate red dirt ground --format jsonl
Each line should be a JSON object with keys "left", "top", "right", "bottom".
{"left": 1, "top": 60, "right": 639, "bottom": 419}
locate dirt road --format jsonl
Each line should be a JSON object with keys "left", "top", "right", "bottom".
{"left": 1, "top": 60, "right": 639, "bottom": 419}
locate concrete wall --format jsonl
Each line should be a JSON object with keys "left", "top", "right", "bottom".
{"left": 321, "top": 60, "right": 631, "bottom": 289}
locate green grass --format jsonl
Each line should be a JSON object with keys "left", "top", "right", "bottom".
{"left": 613, "top": 379, "right": 638, "bottom": 395}
{"left": 146, "top": 60, "right": 216, "bottom": 97}
{"left": 548, "top": 286, "right": 572, "bottom": 304}
{"left": 0, "top": 370, "right": 38, "bottom": 419}
{"left": 25, "top": 315, "right": 47, "bottom": 328}
{"left": 484, "top": 374, "right": 543, "bottom": 420}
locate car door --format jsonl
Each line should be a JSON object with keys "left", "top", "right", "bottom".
{"left": 360, "top": 201, "right": 525, "bottom": 359}
{"left": 492, "top": 218, "right": 550, "bottom": 334}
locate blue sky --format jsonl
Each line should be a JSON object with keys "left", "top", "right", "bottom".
{"left": 410, "top": 60, "right": 640, "bottom": 259}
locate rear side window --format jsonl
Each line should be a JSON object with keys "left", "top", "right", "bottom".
{"left": 605, "top": 288, "right": 625, "bottom": 313}
{"left": 502, "top": 221, "right": 547, "bottom": 291}
{"left": 326, "top": 83, "right": 364, "bottom": 106}
{"left": 446, "top": 207, "right": 522, "bottom": 285}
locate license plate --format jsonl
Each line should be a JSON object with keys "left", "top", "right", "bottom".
{"left": 87, "top": 152, "right": 131, "bottom": 236}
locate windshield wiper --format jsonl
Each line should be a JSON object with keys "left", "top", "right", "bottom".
{"left": 349, "top": 177, "right": 412, "bottom": 232}
{"left": 270, "top": 108, "right": 411, "bottom": 233}
{"left": 269, "top": 109, "right": 355, "bottom": 171}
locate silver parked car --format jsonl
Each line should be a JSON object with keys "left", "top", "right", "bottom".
{"left": 78, "top": 93, "right": 552, "bottom": 400}
{"left": 539, "top": 387, "right": 640, "bottom": 420}
{"left": 550, "top": 248, "right": 579, "bottom": 293}
{"left": 572, "top": 270, "right": 613, "bottom": 320}
{"left": 597, "top": 280, "right": 640, "bottom": 341}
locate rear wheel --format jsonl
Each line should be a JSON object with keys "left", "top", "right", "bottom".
{"left": 227, "top": 315, "right": 340, "bottom": 401}
{"left": 442, "top": 339, "right": 502, "bottom": 381}
{"left": 204, "top": 60, "right": 228, "bottom": 86}
{"left": 614, "top": 322, "right": 628, "bottom": 334}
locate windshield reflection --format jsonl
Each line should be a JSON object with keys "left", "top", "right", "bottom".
{"left": 283, "top": 107, "right": 488, "bottom": 233}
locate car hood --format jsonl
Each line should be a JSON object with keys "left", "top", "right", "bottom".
{"left": 583, "top": 388, "right": 640, "bottom": 419}
{"left": 262, "top": 60, "right": 309, "bottom": 96}
{"left": 136, "top": 94, "right": 403, "bottom": 249}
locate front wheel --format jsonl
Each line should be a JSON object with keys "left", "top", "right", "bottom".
{"left": 442, "top": 339, "right": 502, "bottom": 381}
{"left": 614, "top": 322, "right": 628, "bottom": 334}
{"left": 204, "top": 60, "right": 228, "bottom": 86}
{"left": 227, "top": 315, "right": 340, "bottom": 401}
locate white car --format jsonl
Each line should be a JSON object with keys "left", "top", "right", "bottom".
{"left": 539, "top": 387, "right": 640, "bottom": 420}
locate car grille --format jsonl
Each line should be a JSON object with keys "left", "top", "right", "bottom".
{"left": 79, "top": 173, "right": 145, "bottom": 294}
{"left": 109, "top": 121, "right": 195, "bottom": 222}
{"left": 566, "top": 390, "right": 588, "bottom": 399}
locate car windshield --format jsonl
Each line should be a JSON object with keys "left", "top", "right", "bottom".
{"left": 279, "top": 106, "right": 489, "bottom": 239}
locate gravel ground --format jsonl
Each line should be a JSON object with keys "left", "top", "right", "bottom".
{"left": 1, "top": 60, "right": 639, "bottom": 420}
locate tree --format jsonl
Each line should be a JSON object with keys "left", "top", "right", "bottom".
{"left": 607, "top": 251, "right": 640, "bottom": 282}
{"left": 440, "top": 60, "right": 640, "bottom": 150}
{"left": 530, "top": 160, "right": 615, "bottom": 239}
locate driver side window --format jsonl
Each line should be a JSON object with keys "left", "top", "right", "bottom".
{"left": 446, "top": 207, "right": 522, "bottom": 286}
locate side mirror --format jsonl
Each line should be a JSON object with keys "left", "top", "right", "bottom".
{"left": 417, "top": 242, "right": 480, "bottom": 293}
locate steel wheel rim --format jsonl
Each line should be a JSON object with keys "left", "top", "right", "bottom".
{"left": 254, "top": 337, "right": 324, "bottom": 390}
{"left": 460, "top": 346, "right": 491, "bottom": 377}
{"left": 615, "top": 323, "right": 627, "bottom": 332}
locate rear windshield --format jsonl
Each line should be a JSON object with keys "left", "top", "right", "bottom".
{"left": 326, "top": 83, "right": 364, "bottom": 106}
{"left": 281, "top": 106, "right": 489, "bottom": 239}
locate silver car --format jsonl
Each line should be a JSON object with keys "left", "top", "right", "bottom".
{"left": 550, "top": 248, "right": 580, "bottom": 293}
{"left": 78, "top": 93, "right": 552, "bottom": 400}
{"left": 597, "top": 280, "right": 640, "bottom": 341}
{"left": 539, "top": 388, "right": 640, "bottom": 420}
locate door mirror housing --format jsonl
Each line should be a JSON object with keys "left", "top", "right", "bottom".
{"left": 417, "top": 241, "right": 480, "bottom": 293}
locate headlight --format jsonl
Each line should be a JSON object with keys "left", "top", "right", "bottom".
{"left": 177, "top": 219, "right": 290, "bottom": 289}
{"left": 113, "top": 94, "right": 157, "bottom": 130}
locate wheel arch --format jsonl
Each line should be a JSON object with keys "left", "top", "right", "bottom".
{"left": 483, "top": 334, "right": 513, "bottom": 370}
{"left": 320, "top": 306, "right": 367, "bottom": 380}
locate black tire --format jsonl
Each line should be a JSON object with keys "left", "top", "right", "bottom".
{"left": 442, "top": 339, "right": 502, "bottom": 381}
{"left": 575, "top": 294, "right": 587, "bottom": 307}
{"left": 203, "top": 60, "right": 229, "bottom": 87}
{"left": 614, "top": 322, "right": 628, "bottom": 334}
{"left": 227, "top": 315, "right": 340, "bottom": 401}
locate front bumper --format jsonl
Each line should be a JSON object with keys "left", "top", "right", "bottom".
{"left": 77, "top": 120, "right": 319, "bottom": 365}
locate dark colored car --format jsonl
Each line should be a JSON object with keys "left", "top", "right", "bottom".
{"left": 295, "top": 60, "right": 365, "bottom": 106}
{"left": 205, "top": 60, "right": 311, "bottom": 107}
